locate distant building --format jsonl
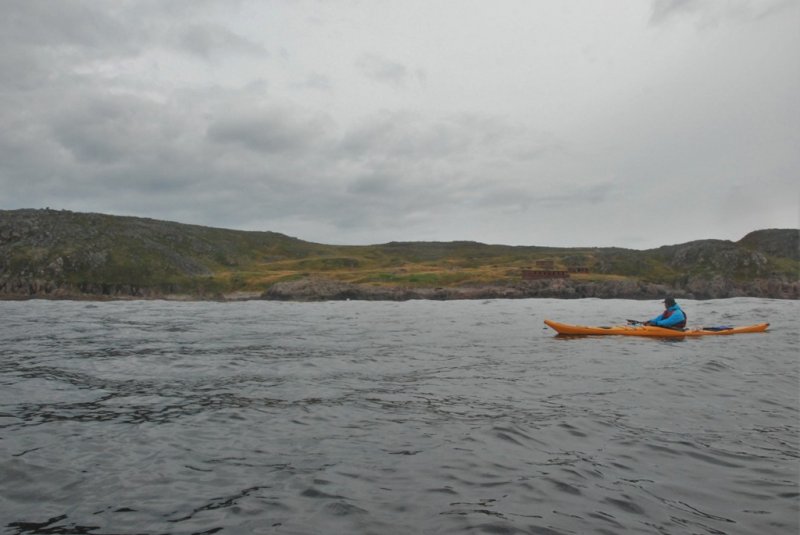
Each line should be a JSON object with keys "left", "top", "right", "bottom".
{"left": 521, "top": 269, "right": 570, "bottom": 280}
{"left": 568, "top": 267, "right": 589, "bottom": 273}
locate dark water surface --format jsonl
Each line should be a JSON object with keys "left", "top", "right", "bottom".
{"left": 1, "top": 298, "right": 797, "bottom": 534}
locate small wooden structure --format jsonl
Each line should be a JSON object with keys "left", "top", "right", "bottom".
{"left": 521, "top": 269, "right": 570, "bottom": 280}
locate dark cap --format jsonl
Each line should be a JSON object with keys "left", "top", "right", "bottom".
{"left": 663, "top": 296, "right": 676, "bottom": 307}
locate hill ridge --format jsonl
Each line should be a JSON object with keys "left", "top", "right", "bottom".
{"left": 1, "top": 209, "right": 797, "bottom": 300}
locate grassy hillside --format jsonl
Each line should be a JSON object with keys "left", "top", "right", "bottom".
{"left": 1, "top": 209, "right": 797, "bottom": 298}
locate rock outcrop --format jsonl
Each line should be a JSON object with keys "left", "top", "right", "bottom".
{"left": 261, "top": 276, "right": 799, "bottom": 301}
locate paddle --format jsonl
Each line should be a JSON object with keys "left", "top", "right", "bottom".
{"left": 626, "top": 319, "right": 645, "bottom": 325}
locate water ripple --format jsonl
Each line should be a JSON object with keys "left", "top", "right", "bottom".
{"left": 1, "top": 298, "right": 797, "bottom": 534}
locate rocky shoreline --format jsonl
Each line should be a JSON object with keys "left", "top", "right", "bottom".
{"left": 2, "top": 276, "right": 797, "bottom": 301}
{"left": 260, "top": 276, "right": 800, "bottom": 301}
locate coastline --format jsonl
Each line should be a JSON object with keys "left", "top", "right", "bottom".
{"left": 3, "top": 211, "right": 797, "bottom": 303}
{"left": 2, "top": 276, "right": 797, "bottom": 302}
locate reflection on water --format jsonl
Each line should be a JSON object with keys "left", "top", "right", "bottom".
{"left": 1, "top": 298, "right": 798, "bottom": 534}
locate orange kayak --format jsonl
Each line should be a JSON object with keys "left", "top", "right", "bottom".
{"left": 544, "top": 319, "right": 769, "bottom": 337}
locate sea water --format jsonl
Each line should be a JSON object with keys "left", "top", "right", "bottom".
{"left": 0, "top": 298, "right": 797, "bottom": 534}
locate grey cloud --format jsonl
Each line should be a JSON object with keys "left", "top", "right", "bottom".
{"left": 650, "top": 0, "right": 695, "bottom": 25}
{"left": 343, "top": 170, "right": 448, "bottom": 210}
{"left": 650, "top": 0, "right": 794, "bottom": 26}
{"left": 0, "top": 2, "right": 134, "bottom": 51}
{"left": 0, "top": 80, "right": 222, "bottom": 208}
{"left": 128, "top": 0, "right": 249, "bottom": 19}
{"left": 0, "top": 2, "right": 558, "bottom": 241}
{"left": 177, "top": 23, "right": 268, "bottom": 59}
{"left": 339, "top": 112, "right": 529, "bottom": 162}
{"left": 0, "top": 2, "right": 142, "bottom": 93}
{"left": 294, "top": 73, "right": 333, "bottom": 92}
{"left": 0, "top": 49, "right": 50, "bottom": 91}
{"left": 329, "top": 113, "right": 580, "bottom": 234}
{"left": 207, "top": 109, "right": 334, "bottom": 154}
{"left": 487, "top": 182, "right": 612, "bottom": 208}
{"left": 346, "top": 174, "right": 395, "bottom": 196}
{"left": 51, "top": 95, "right": 164, "bottom": 164}
{"left": 1, "top": 1, "right": 794, "bottom": 248}
{"left": 356, "top": 54, "right": 410, "bottom": 87}
{"left": 0, "top": 2, "right": 268, "bottom": 81}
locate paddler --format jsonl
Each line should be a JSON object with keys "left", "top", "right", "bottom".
{"left": 644, "top": 296, "right": 687, "bottom": 329}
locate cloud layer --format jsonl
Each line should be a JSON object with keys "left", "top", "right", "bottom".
{"left": 1, "top": 0, "right": 797, "bottom": 248}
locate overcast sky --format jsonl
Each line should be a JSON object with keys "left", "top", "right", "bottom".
{"left": 1, "top": 0, "right": 797, "bottom": 249}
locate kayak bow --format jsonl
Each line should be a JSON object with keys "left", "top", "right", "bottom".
{"left": 544, "top": 319, "right": 769, "bottom": 337}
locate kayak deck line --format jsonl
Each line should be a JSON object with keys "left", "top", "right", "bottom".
{"left": 544, "top": 319, "right": 770, "bottom": 337}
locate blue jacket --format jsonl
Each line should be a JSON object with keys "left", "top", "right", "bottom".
{"left": 649, "top": 305, "right": 686, "bottom": 328}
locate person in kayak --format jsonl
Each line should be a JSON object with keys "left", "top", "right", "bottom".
{"left": 645, "top": 297, "right": 687, "bottom": 329}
